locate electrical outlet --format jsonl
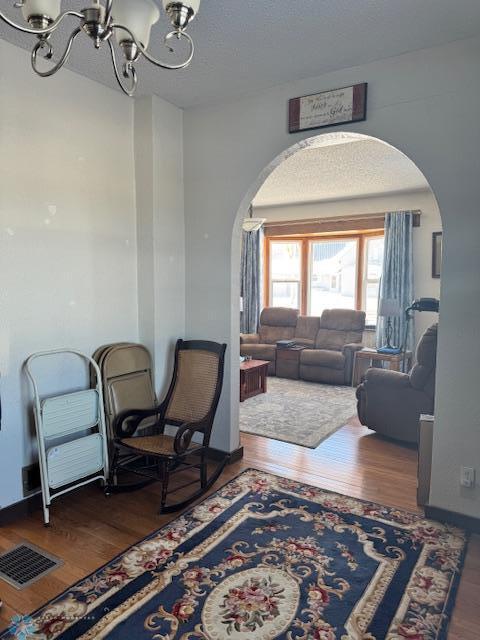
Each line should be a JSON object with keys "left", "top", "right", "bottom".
{"left": 460, "top": 466, "right": 475, "bottom": 488}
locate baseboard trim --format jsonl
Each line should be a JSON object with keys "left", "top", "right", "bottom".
{"left": 206, "top": 446, "right": 244, "bottom": 464}
{"left": 0, "top": 447, "right": 244, "bottom": 525}
{"left": 425, "top": 505, "right": 480, "bottom": 533}
{"left": 0, "top": 493, "right": 42, "bottom": 525}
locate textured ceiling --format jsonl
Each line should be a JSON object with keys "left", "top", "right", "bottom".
{"left": 1, "top": 0, "right": 480, "bottom": 107}
{"left": 252, "top": 139, "right": 429, "bottom": 208}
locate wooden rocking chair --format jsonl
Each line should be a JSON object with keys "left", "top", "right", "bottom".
{"left": 106, "top": 339, "right": 228, "bottom": 513}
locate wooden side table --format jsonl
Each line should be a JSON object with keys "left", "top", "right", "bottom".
{"left": 240, "top": 359, "right": 269, "bottom": 402}
{"left": 352, "top": 349, "right": 413, "bottom": 387}
{"left": 276, "top": 346, "right": 305, "bottom": 380}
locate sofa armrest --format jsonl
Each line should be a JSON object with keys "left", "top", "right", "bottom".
{"left": 240, "top": 333, "right": 260, "bottom": 345}
{"left": 364, "top": 367, "right": 411, "bottom": 388}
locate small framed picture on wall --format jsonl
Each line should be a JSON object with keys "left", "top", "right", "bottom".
{"left": 432, "top": 232, "right": 442, "bottom": 278}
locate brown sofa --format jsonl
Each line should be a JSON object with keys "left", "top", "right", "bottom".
{"left": 240, "top": 307, "right": 299, "bottom": 374}
{"left": 356, "top": 324, "right": 437, "bottom": 444}
{"left": 240, "top": 307, "right": 365, "bottom": 384}
{"left": 300, "top": 309, "right": 365, "bottom": 384}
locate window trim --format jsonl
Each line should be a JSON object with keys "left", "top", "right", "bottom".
{"left": 268, "top": 239, "right": 303, "bottom": 310}
{"left": 264, "top": 230, "right": 384, "bottom": 324}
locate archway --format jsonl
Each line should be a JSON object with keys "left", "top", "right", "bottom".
{"left": 230, "top": 131, "right": 442, "bottom": 451}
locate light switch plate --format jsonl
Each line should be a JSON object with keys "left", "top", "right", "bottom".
{"left": 460, "top": 466, "right": 475, "bottom": 488}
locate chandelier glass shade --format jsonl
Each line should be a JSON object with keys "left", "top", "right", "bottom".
{"left": 113, "top": 0, "right": 160, "bottom": 47}
{"left": 0, "top": 0, "right": 201, "bottom": 97}
{"left": 21, "top": 1, "right": 62, "bottom": 23}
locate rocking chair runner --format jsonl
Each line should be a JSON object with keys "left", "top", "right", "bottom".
{"left": 106, "top": 339, "right": 228, "bottom": 513}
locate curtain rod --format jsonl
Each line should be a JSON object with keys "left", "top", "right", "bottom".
{"left": 262, "top": 210, "right": 422, "bottom": 227}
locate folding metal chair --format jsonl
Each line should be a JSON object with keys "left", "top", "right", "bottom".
{"left": 92, "top": 342, "right": 155, "bottom": 445}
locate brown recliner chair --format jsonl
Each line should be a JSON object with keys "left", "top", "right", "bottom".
{"left": 356, "top": 324, "right": 437, "bottom": 444}
{"left": 299, "top": 309, "right": 366, "bottom": 385}
{"left": 240, "top": 307, "right": 299, "bottom": 374}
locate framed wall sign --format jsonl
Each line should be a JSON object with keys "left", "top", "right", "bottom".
{"left": 289, "top": 83, "right": 367, "bottom": 133}
{"left": 432, "top": 231, "right": 442, "bottom": 278}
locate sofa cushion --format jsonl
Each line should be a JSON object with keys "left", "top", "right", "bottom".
{"left": 320, "top": 309, "right": 366, "bottom": 331}
{"left": 295, "top": 315, "right": 321, "bottom": 342}
{"left": 294, "top": 338, "right": 315, "bottom": 348}
{"left": 259, "top": 307, "right": 299, "bottom": 327}
{"left": 240, "top": 343, "right": 276, "bottom": 362}
{"left": 315, "top": 329, "right": 362, "bottom": 351}
{"left": 314, "top": 309, "right": 365, "bottom": 350}
{"left": 259, "top": 325, "right": 296, "bottom": 344}
{"left": 301, "top": 349, "right": 346, "bottom": 370}
{"left": 257, "top": 307, "right": 299, "bottom": 344}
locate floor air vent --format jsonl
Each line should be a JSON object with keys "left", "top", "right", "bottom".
{"left": 0, "top": 543, "right": 62, "bottom": 589}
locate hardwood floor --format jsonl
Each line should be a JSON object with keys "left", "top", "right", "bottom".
{"left": 0, "top": 420, "right": 479, "bottom": 637}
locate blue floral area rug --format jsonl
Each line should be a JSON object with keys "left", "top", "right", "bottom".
{"left": 2, "top": 470, "right": 466, "bottom": 640}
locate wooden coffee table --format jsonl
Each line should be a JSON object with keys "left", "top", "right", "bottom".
{"left": 240, "top": 359, "right": 269, "bottom": 402}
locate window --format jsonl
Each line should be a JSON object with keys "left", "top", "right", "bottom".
{"left": 309, "top": 239, "right": 358, "bottom": 316}
{"left": 363, "top": 236, "right": 384, "bottom": 326}
{"left": 266, "top": 232, "right": 385, "bottom": 325}
{"left": 269, "top": 241, "right": 301, "bottom": 309}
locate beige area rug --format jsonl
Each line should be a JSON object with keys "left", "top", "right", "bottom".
{"left": 240, "top": 376, "right": 357, "bottom": 448}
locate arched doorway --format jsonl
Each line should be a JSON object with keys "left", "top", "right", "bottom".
{"left": 231, "top": 131, "right": 441, "bottom": 451}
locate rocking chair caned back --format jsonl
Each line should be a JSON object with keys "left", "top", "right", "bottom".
{"left": 165, "top": 348, "right": 221, "bottom": 425}
{"left": 160, "top": 340, "right": 226, "bottom": 439}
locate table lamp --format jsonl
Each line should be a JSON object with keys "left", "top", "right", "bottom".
{"left": 378, "top": 298, "right": 401, "bottom": 353}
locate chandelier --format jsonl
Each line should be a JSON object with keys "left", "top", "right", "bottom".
{"left": 0, "top": 0, "right": 200, "bottom": 96}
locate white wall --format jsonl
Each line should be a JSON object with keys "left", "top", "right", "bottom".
{"left": 255, "top": 189, "right": 442, "bottom": 345}
{"left": 0, "top": 43, "right": 185, "bottom": 510}
{"left": 184, "top": 36, "right": 480, "bottom": 518}
{"left": 0, "top": 41, "right": 138, "bottom": 508}
{"left": 134, "top": 96, "right": 185, "bottom": 394}
{"left": 1, "top": 34, "right": 478, "bottom": 521}
{"left": 135, "top": 99, "right": 156, "bottom": 361}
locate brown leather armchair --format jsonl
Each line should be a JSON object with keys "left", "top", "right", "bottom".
{"left": 356, "top": 324, "right": 437, "bottom": 444}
